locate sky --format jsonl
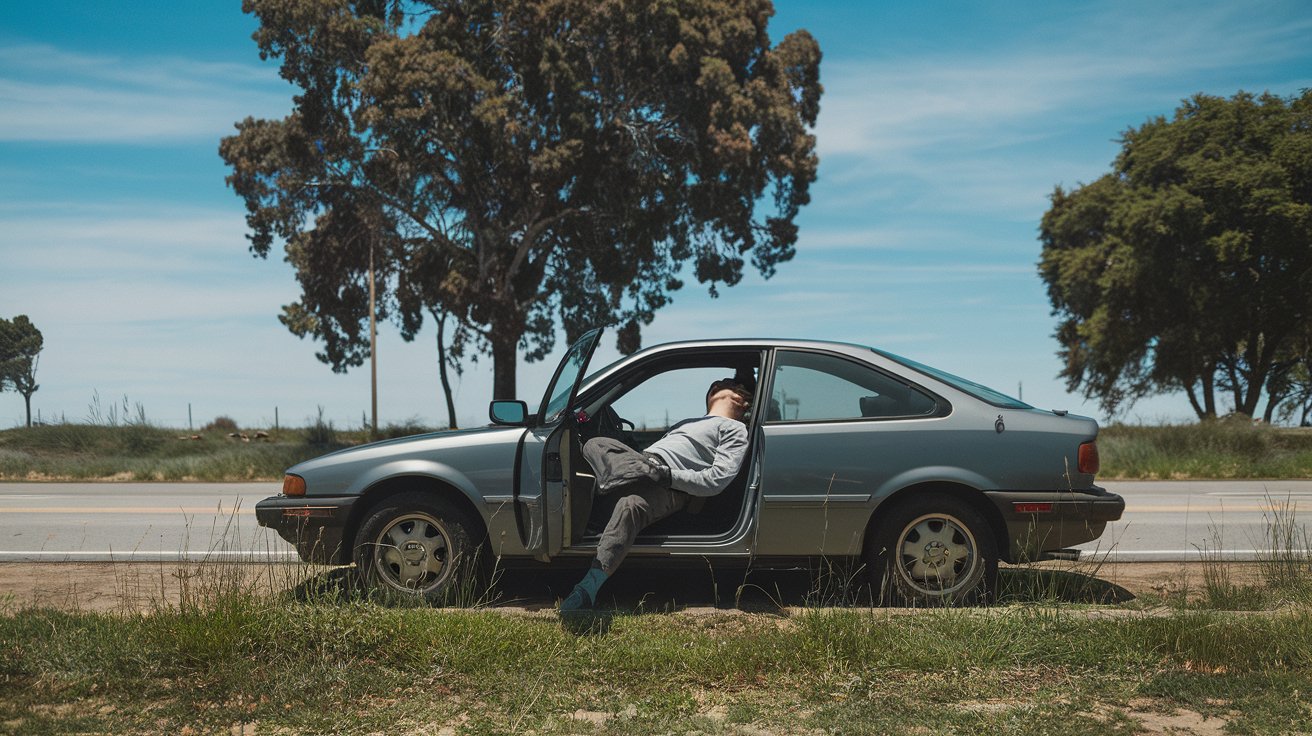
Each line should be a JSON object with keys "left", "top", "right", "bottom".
{"left": 2, "top": 1, "right": 1311, "bottom": 431}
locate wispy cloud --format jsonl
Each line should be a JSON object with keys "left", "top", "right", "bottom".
{"left": 812, "top": 1, "right": 1312, "bottom": 220}
{"left": 817, "top": 2, "right": 1312, "bottom": 161}
{"left": 0, "top": 43, "right": 289, "bottom": 143}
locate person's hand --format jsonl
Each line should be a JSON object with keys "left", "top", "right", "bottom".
{"left": 644, "top": 454, "right": 672, "bottom": 487}
{"left": 708, "top": 379, "right": 752, "bottom": 420}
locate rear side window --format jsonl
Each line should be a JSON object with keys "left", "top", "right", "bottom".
{"left": 872, "top": 348, "right": 1032, "bottom": 409}
{"left": 767, "top": 351, "right": 937, "bottom": 423}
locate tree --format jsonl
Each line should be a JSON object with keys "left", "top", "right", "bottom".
{"left": 1272, "top": 325, "right": 1312, "bottom": 426}
{"left": 221, "top": 0, "right": 821, "bottom": 400}
{"left": 1039, "top": 90, "right": 1312, "bottom": 420}
{"left": 0, "top": 315, "right": 44, "bottom": 427}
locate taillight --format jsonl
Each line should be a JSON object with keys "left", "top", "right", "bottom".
{"left": 1078, "top": 441, "right": 1099, "bottom": 475}
{"left": 283, "top": 474, "right": 306, "bottom": 497}
{"left": 1014, "top": 502, "right": 1054, "bottom": 514}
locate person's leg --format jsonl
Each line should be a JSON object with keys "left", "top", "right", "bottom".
{"left": 595, "top": 484, "right": 687, "bottom": 573}
{"left": 560, "top": 483, "right": 689, "bottom": 612}
{"left": 581, "top": 436, "right": 668, "bottom": 494}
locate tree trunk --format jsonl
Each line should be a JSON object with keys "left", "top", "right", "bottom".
{"left": 1240, "top": 366, "right": 1266, "bottom": 418}
{"left": 491, "top": 332, "right": 518, "bottom": 401}
{"left": 1201, "top": 370, "right": 1217, "bottom": 418}
{"left": 22, "top": 392, "right": 32, "bottom": 428}
{"left": 1262, "top": 394, "right": 1280, "bottom": 424}
{"left": 435, "top": 312, "right": 458, "bottom": 429}
{"left": 1184, "top": 383, "right": 1206, "bottom": 420}
{"left": 1226, "top": 360, "right": 1244, "bottom": 415}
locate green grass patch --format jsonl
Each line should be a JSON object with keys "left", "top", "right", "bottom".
{"left": 1099, "top": 422, "right": 1312, "bottom": 479}
{"left": 0, "top": 421, "right": 442, "bottom": 481}
{"left": 2, "top": 598, "right": 1310, "bottom": 734}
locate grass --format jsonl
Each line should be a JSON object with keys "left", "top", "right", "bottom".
{"left": 2, "top": 587, "right": 1311, "bottom": 734}
{"left": 0, "top": 419, "right": 444, "bottom": 482}
{"left": 1099, "top": 421, "right": 1312, "bottom": 479}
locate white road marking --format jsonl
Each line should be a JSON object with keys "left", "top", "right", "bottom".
{"left": 1073, "top": 549, "right": 1307, "bottom": 562}
{"left": 0, "top": 507, "right": 257, "bottom": 515}
{"left": 0, "top": 551, "right": 300, "bottom": 562}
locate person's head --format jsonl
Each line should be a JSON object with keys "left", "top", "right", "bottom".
{"left": 706, "top": 377, "right": 753, "bottom": 420}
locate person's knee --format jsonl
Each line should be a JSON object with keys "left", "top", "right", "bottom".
{"left": 612, "top": 495, "right": 650, "bottom": 524}
{"left": 583, "top": 436, "right": 621, "bottom": 455}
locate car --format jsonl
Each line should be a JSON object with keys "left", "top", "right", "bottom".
{"left": 255, "top": 330, "right": 1124, "bottom": 605}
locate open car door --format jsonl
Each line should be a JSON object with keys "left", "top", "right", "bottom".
{"left": 514, "top": 328, "right": 602, "bottom": 561}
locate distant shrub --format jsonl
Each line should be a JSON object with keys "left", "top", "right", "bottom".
{"left": 304, "top": 407, "right": 336, "bottom": 447}
{"left": 378, "top": 419, "right": 434, "bottom": 440}
{"left": 204, "top": 416, "right": 240, "bottom": 433}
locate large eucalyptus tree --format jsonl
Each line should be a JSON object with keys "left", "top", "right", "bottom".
{"left": 222, "top": 0, "right": 822, "bottom": 401}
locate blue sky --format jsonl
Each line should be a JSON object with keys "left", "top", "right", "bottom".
{"left": 2, "top": 1, "right": 1310, "bottom": 430}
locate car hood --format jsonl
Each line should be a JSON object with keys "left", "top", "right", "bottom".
{"left": 286, "top": 424, "right": 521, "bottom": 480}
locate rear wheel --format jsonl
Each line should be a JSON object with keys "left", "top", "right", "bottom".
{"left": 868, "top": 493, "right": 997, "bottom": 606}
{"left": 353, "top": 491, "right": 485, "bottom": 603}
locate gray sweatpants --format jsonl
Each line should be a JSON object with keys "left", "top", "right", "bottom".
{"left": 583, "top": 437, "right": 689, "bottom": 573}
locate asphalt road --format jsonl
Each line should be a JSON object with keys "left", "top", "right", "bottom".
{"left": 0, "top": 482, "right": 285, "bottom": 561}
{"left": 0, "top": 480, "right": 1308, "bottom": 562}
{"left": 1073, "top": 480, "right": 1312, "bottom": 561}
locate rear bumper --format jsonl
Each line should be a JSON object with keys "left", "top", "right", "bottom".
{"left": 983, "top": 486, "right": 1125, "bottom": 563}
{"left": 255, "top": 495, "right": 359, "bottom": 565}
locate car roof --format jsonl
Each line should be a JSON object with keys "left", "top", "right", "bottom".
{"left": 631, "top": 337, "right": 876, "bottom": 353}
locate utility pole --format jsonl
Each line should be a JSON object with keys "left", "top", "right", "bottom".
{"left": 369, "top": 245, "right": 378, "bottom": 435}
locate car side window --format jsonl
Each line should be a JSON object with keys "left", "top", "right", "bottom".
{"left": 768, "top": 351, "right": 936, "bottom": 422}
{"left": 607, "top": 366, "right": 733, "bottom": 449}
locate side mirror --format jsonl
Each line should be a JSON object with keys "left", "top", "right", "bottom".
{"left": 489, "top": 400, "right": 529, "bottom": 426}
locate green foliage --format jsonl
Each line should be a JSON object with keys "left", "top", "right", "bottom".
{"left": 220, "top": 0, "right": 823, "bottom": 398}
{"left": 1039, "top": 90, "right": 1312, "bottom": 420}
{"left": 0, "top": 315, "right": 43, "bottom": 427}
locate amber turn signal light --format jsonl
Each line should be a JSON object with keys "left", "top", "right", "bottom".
{"left": 282, "top": 474, "right": 306, "bottom": 497}
{"left": 1078, "top": 441, "right": 1099, "bottom": 475}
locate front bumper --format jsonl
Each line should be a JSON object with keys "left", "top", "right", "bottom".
{"left": 983, "top": 486, "right": 1125, "bottom": 562}
{"left": 255, "top": 495, "right": 360, "bottom": 565}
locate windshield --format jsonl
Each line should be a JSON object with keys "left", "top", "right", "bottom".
{"left": 872, "top": 348, "right": 1032, "bottom": 409}
{"left": 539, "top": 329, "right": 602, "bottom": 424}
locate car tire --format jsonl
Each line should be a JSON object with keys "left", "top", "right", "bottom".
{"left": 868, "top": 492, "right": 998, "bottom": 606}
{"left": 352, "top": 491, "right": 487, "bottom": 604}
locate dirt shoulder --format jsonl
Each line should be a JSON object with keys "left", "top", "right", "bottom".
{"left": 0, "top": 560, "right": 1266, "bottom": 614}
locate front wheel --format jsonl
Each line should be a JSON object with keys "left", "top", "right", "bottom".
{"left": 868, "top": 493, "right": 998, "bottom": 606}
{"left": 352, "top": 492, "right": 485, "bottom": 603}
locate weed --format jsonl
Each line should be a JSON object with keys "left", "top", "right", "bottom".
{"left": 1255, "top": 494, "right": 1312, "bottom": 601}
{"left": 303, "top": 406, "right": 336, "bottom": 447}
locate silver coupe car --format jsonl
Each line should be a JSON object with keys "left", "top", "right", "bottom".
{"left": 256, "top": 329, "right": 1124, "bottom": 604}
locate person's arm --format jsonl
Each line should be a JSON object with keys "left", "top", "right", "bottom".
{"left": 668, "top": 421, "right": 749, "bottom": 497}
